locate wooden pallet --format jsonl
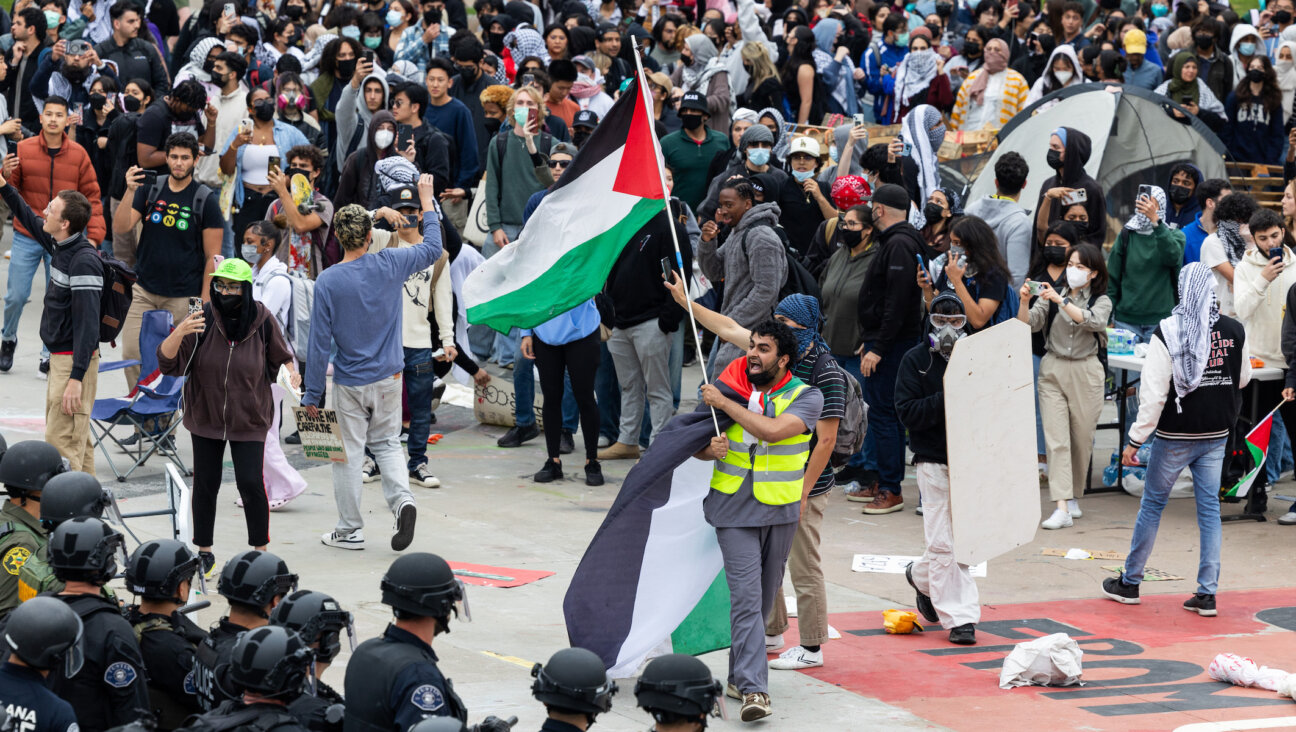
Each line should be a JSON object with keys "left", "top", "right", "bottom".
{"left": 1225, "top": 162, "right": 1286, "bottom": 211}
{"left": 786, "top": 123, "right": 998, "bottom": 163}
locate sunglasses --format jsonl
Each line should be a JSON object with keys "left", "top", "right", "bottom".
{"left": 549, "top": 159, "right": 571, "bottom": 169}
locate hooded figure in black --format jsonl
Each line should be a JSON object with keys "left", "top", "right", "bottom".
{"left": 1034, "top": 126, "right": 1107, "bottom": 247}
{"left": 335, "top": 110, "right": 399, "bottom": 211}
{"left": 1165, "top": 163, "right": 1204, "bottom": 230}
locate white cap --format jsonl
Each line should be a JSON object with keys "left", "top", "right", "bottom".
{"left": 789, "top": 136, "right": 822, "bottom": 157}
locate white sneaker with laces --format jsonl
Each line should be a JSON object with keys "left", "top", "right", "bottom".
{"left": 1067, "top": 499, "right": 1083, "bottom": 518}
{"left": 410, "top": 464, "right": 441, "bottom": 488}
{"left": 1041, "top": 508, "right": 1073, "bottom": 529}
{"left": 321, "top": 530, "right": 365, "bottom": 550}
{"left": 769, "top": 646, "right": 824, "bottom": 670}
{"left": 362, "top": 456, "right": 380, "bottom": 483}
{"left": 764, "top": 633, "right": 784, "bottom": 651}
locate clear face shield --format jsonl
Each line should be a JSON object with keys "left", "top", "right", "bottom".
{"left": 101, "top": 489, "right": 124, "bottom": 525}
{"left": 454, "top": 580, "right": 470, "bottom": 623}
{"left": 63, "top": 630, "right": 85, "bottom": 678}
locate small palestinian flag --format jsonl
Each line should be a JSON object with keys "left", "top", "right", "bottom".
{"left": 1224, "top": 405, "right": 1281, "bottom": 498}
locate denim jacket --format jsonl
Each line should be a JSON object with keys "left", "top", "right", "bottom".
{"left": 219, "top": 119, "right": 310, "bottom": 206}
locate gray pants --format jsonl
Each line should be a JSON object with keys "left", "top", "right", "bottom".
{"left": 331, "top": 376, "right": 413, "bottom": 533}
{"left": 608, "top": 320, "right": 674, "bottom": 445}
{"left": 715, "top": 523, "right": 798, "bottom": 694}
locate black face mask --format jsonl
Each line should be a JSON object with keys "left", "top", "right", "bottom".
{"left": 284, "top": 3, "right": 304, "bottom": 18}
{"left": 680, "top": 114, "right": 704, "bottom": 130}
{"left": 923, "top": 202, "right": 946, "bottom": 224}
{"left": 926, "top": 23, "right": 941, "bottom": 38}
{"left": 210, "top": 71, "right": 228, "bottom": 86}
{"left": 840, "top": 227, "right": 863, "bottom": 247}
{"left": 484, "top": 117, "right": 502, "bottom": 135}
{"left": 1168, "top": 183, "right": 1194, "bottom": 204}
{"left": 572, "top": 130, "right": 591, "bottom": 148}
{"left": 253, "top": 99, "right": 275, "bottom": 121}
{"left": 455, "top": 63, "right": 478, "bottom": 81}
{"left": 202, "top": 58, "right": 217, "bottom": 75}
{"left": 1042, "top": 245, "right": 1067, "bottom": 265}
{"left": 963, "top": 40, "right": 981, "bottom": 57}
{"left": 1278, "top": 10, "right": 1293, "bottom": 24}
{"left": 935, "top": 2, "right": 953, "bottom": 17}
{"left": 214, "top": 292, "right": 244, "bottom": 316}
{"left": 1194, "top": 33, "right": 1214, "bottom": 50}
{"left": 123, "top": 95, "right": 142, "bottom": 112}
{"left": 285, "top": 166, "right": 310, "bottom": 180}
{"left": 337, "top": 58, "right": 357, "bottom": 78}
{"left": 1046, "top": 148, "right": 1063, "bottom": 170}
{"left": 1099, "top": 0, "right": 1121, "bottom": 9}
{"left": 89, "top": 93, "right": 106, "bottom": 109}
{"left": 1247, "top": 68, "right": 1267, "bottom": 83}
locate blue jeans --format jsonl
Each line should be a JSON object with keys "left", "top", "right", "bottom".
{"left": 863, "top": 338, "right": 920, "bottom": 495}
{"left": 594, "top": 340, "right": 622, "bottom": 442}
{"left": 2, "top": 232, "right": 51, "bottom": 343}
{"left": 514, "top": 343, "right": 578, "bottom": 431}
{"left": 1033, "top": 354, "right": 1046, "bottom": 457}
{"left": 1124, "top": 436, "right": 1225, "bottom": 595}
{"left": 1267, "top": 412, "right": 1289, "bottom": 485}
{"left": 488, "top": 224, "right": 523, "bottom": 366}
{"left": 403, "top": 347, "right": 437, "bottom": 470}
{"left": 833, "top": 352, "right": 871, "bottom": 470}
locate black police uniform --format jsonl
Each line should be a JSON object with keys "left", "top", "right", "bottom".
{"left": 0, "top": 662, "right": 79, "bottom": 732}
{"left": 177, "top": 699, "right": 310, "bottom": 732}
{"left": 342, "top": 624, "right": 466, "bottom": 732}
{"left": 538, "top": 721, "right": 584, "bottom": 732}
{"left": 50, "top": 593, "right": 151, "bottom": 732}
{"left": 192, "top": 619, "right": 251, "bottom": 712}
{"left": 127, "top": 606, "right": 210, "bottom": 730}
{"left": 286, "top": 679, "right": 344, "bottom": 732}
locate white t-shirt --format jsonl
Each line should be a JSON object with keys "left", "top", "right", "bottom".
{"left": 1199, "top": 233, "right": 1235, "bottom": 316}
{"left": 961, "top": 71, "right": 1007, "bottom": 132}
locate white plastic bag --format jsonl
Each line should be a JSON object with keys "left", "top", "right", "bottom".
{"left": 1276, "top": 673, "right": 1296, "bottom": 698}
{"left": 999, "top": 633, "right": 1084, "bottom": 689}
{"left": 1207, "top": 653, "right": 1290, "bottom": 692}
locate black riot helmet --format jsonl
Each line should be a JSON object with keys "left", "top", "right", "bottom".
{"left": 0, "top": 432, "right": 8, "bottom": 463}
{"left": 407, "top": 719, "right": 467, "bottom": 732}
{"left": 48, "top": 517, "right": 126, "bottom": 585}
{"left": 0, "top": 440, "right": 67, "bottom": 498}
{"left": 39, "top": 471, "right": 114, "bottom": 529}
{"left": 269, "top": 590, "right": 356, "bottom": 663}
{"left": 226, "top": 625, "right": 315, "bottom": 698}
{"left": 635, "top": 654, "right": 723, "bottom": 724}
{"left": 218, "top": 550, "right": 298, "bottom": 614}
{"left": 126, "top": 539, "right": 201, "bottom": 601}
{"left": 2, "top": 595, "right": 84, "bottom": 676}
{"left": 379, "top": 553, "right": 465, "bottom": 627}
{"left": 531, "top": 647, "right": 617, "bottom": 720}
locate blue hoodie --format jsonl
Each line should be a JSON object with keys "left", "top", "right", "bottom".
{"left": 864, "top": 40, "right": 908, "bottom": 124}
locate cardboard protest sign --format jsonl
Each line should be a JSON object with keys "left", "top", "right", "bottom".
{"left": 292, "top": 408, "right": 348, "bottom": 463}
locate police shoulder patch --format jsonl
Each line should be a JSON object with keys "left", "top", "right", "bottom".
{"left": 183, "top": 670, "right": 196, "bottom": 695}
{"left": 2, "top": 546, "right": 31, "bottom": 575}
{"left": 104, "top": 661, "right": 138, "bottom": 688}
{"left": 410, "top": 684, "right": 445, "bottom": 712}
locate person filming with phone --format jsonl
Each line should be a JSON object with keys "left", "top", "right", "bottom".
{"left": 219, "top": 87, "right": 309, "bottom": 241}
{"left": 1108, "top": 185, "right": 1187, "bottom": 344}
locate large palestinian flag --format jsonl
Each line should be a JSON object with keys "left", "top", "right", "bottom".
{"left": 463, "top": 70, "right": 667, "bottom": 332}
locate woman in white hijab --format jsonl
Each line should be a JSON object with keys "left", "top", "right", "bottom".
{"left": 1275, "top": 40, "right": 1296, "bottom": 124}
{"left": 173, "top": 37, "right": 225, "bottom": 92}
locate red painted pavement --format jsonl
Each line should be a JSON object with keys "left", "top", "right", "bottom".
{"left": 791, "top": 589, "right": 1296, "bottom": 731}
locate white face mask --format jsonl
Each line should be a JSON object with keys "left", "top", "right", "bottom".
{"left": 1054, "top": 69, "right": 1074, "bottom": 84}
{"left": 1066, "top": 265, "right": 1090, "bottom": 289}
{"left": 374, "top": 129, "right": 395, "bottom": 149}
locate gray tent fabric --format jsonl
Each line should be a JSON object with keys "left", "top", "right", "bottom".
{"left": 961, "top": 86, "right": 1227, "bottom": 243}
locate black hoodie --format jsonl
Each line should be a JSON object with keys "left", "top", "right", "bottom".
{"left": 895, "top": 341, "right": 948, "bottom": 465}
{"left": 336, "top": 109, "right": 398, "bottom": 211}
{"left": 605, "top": 199, "right": 693, "bottom": 332}
{"left": 1033, "top": 127, "right": 1107, "bottom": 246}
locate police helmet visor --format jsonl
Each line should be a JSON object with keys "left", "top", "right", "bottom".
{"left": 63, "top": 633, "right": 85, "bottom": 677}
{"left": 102, "top": 488, "right": 123, "bottom": 525}
{"left": 455, "top": 580, "right": 470, "bottom": 622}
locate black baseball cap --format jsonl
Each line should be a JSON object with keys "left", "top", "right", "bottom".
{"left": 390, "top": 185, "right": 420, "bottom": 210}
{"left": 574, "top": 110, "right": 599, "bottom": 129}
{"left": 868, "top": 183, "right": 911, "bottom": 212}
{"left": 679, "top": 92, "right": 708, "bottom": 114}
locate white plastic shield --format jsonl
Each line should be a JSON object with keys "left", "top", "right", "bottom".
{"left": 944, "top": 318, "right": 1039, "bottom": 566}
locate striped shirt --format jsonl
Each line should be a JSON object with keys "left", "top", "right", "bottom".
{"left": 792, "top": 344, "right": 847, "bottom": 497}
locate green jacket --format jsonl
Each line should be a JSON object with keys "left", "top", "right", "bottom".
{"left": 0, "top": 501, "right": 46, "bottom": 620}
{"left": 660, "top": 128, "right": 728, "bottom": 212}
{"left": 1108, "top": 223, "right": 1186, "bottom": 326}
{"left": 482, "top": 131, "right": 552, "bottom": 233}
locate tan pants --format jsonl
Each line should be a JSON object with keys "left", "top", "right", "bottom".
{"left": 122, "top": 287, "right": 191, "bottom": 389}
{"left": 46, "top": 352, "right": 99, "bottom": 472}
{"left": 1039, "top": 354, "right": 1106, "bottom": 502}
{"left": 109, "top": 197, "right": 139, "bottom": 267}
{"left": 764, "top": 492, "right": 829, "bottom": 646}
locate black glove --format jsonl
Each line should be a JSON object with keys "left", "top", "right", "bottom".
{"left": 470, "top": 716, "right": 518, "bottom": 732}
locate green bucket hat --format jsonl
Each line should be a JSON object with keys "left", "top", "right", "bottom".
{"left": 212, "top": 257, "right": 254, "bottom": 283}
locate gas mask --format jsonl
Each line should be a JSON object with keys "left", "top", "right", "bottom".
{"left": 928, "top": 312, "right": 967, "bottom": 360}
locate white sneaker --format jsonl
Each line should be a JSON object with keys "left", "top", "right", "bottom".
{"left": 362, "top": 456, "right": 380, "bottom": 483}
{"left": 1041, "top": 508, "right": 1073, "bottom": 529}
{"left": 1279, "top": 511, "right": 1296, "bottom": 525}
{"left": 764, "top": 633, "right": 784, "bottom": 651}
{"left": 769, "top": 646, "right": 824, "bottom": 670}
{"left": 725, "top": 682, "right": 741, "bottom": 700}
{"left": 321, "top": 529, "right": 365, "bottom": 550}
{"left": 410, "top": 463, "right": 441, "bottom": 488}
{"left": 1067, "top": 499, "right": 1083, "bottom": 518}
{"left": 597, "top": 434, "right": 613, "bottom": 448}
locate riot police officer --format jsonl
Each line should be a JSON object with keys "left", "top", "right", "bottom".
{"left": 344, "top": 553, "right": 511, "bottom": 732}
{"left": 19, "top": 470, "right": 115, "bottom": 602}
{"left": 633, "top": 654, "right": 724, "bottom": 732}
{"left": 270, "top": 590, "right": 352, "bottom": 732}
{"left": 192, "top": 550, "right": 297, "bottom": 712}
{"left": 530, "top": 648, "right": 616, "bottom": 732}
{"left": 124, "top": 539, "right": 210, "bottom": 730}
{"left": 0, "top": 440, "right": 66, "bottom": 618}
{"left": 0, "top": 596, "right": 82, "bottom": 732}
{"left": 47, "top": 517, "right": 151, "bottom": 732}
{"left": 176, "top": 625, "right": 312, "bottom": 732}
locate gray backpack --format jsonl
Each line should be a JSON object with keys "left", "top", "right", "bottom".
{"left": 811, "top": 355, "right": 868, "bottom": 468}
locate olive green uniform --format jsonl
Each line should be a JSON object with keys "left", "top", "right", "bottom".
{"left": 0, "top": 501, "right": 47, "bottom": 620}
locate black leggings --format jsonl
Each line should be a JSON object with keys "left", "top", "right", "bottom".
{"left": 191, "top": 434, "right": 269, "bottom": 547}
{"left": 533, "top": 331, "right": 601, "bottom": 461}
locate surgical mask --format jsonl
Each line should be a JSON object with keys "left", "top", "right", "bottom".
{"left": 386, "top": 8, "right": 403, "bottom": 25}
{"left": 513, "top": 107, "right": 529, "bottom": 128}
{"left": 923, "top": 202, "right": 946, "bottom": 223}
{"left": 363, "top": 35, "right": 382, "bottom": 49}
{"left": 1042, "top": 245, "right": 1067, "bottom": 265}
{"left": 792, "top": 168, "right": 815, "bottom": 182}
{"left": 1239, "top": 42, "right": 1257, "bottom": 56}
{"left": 966, "top": 0, "right": 981, "bottom": 9}
{"left": 253, "top": 99, "right": 275, "bottom": 121}
{"left": 1247, "top": 67, "right": 1266, "bottom": 83}
{"left": 929, "top": 323, "right": 965, "bottom": 359}
{"left": 341, "top": 25, "right": 361, "bottom": 39}
{"left": 1054, "top": 69, "right": 1073, "bottom": 84}
{"left": 241, "top": 244, "right": 261, "bottom": 262}
{"left": 1046, "top": 148, "right": 1063, "bottom": 170}
{"left": 1150, "top": 2, "right": 1168, "bottom": 16}
{"left": 374, "top": 129, "right": 395, "bottom": 148}
{"left": 828, "top": 145, "right": 839, "bottom": 162}
{"left": 1168, "top": 183, "right": 1193, "bottom": 204}
{"left": 1065, "top": 266, "right": 1090, "bottom": 289}
{"left": 44, "top": 9, "right": 60, "bottom": 28}
{"left": 680, "top": 114, "right": 704, "bottom": 130}
{"left": 895, "top": 32, "right": 909, "bottom": 46}
{"left": 747, "top": 148, "right": 771, "bottom": 166}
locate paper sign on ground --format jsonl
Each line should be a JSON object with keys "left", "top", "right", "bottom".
{"left": 474, "top": 379, "right": 545, "bottom": 429}
{"left": 292, "top": 408, "right": 347, "bottom": 463}
{"left": 447, "top": 561, "right": 554, "bottom": 588}
{"left": 1041, "top": 548, "right": 1128, "bottom": 560}
{"left": 852, "top": 554, "right": 987, "bottom": 578}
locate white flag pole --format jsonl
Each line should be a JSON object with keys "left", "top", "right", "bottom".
{"left": 630, "top": 39, "right": 720, "bottom": 435}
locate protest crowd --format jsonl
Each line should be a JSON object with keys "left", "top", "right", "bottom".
{"left": 0, "top": 0, "right": 1295, "bottom": 725}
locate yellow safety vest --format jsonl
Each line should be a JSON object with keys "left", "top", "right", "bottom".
{"left": 710, "top": 383, "right": 813, "bottom": 505}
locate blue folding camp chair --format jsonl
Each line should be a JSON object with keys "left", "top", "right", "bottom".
{"left": 91, "top": 309, "right": 191, "bottom": 482}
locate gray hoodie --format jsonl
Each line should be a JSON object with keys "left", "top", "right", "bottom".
{"left": 964, "top": 195, "right": 1032, "bottom": 288}
{"left": 698, "top": 201, "right": 787, "bottom": 370}
{"left": 336, "top": 70, "right": 391, "bottom": 173}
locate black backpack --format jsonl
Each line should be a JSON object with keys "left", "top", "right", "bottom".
{"left": 1043, "top": 290, "right": 1109, "bottom": 373}
{"left": 95, "top": 250, "right": 136, "bottom": 345}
